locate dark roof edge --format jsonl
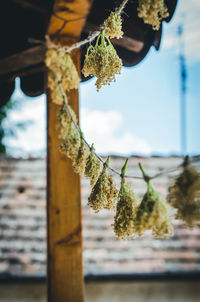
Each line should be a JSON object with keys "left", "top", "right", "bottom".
{"left": 0, "top": 271, "right": 200, "bottom": 283}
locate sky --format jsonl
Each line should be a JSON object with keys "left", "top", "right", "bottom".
{"left": 3, "top": 0, "right": 200, "bottom": 158}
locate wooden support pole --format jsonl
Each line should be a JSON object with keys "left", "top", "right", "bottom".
{"left": 46, "top": 1, "right": 93, "bottom": 302}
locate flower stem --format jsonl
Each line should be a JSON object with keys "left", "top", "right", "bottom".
{"left": 138, "top": 163, "right": 150, "bottom": 183}
{"left": 103, "top": 156, "right": 110, "bottom": 171}
{"left": 121, "top": 158, "right": 129, "bottom": 177}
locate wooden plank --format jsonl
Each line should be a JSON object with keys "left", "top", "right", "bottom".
{"left": 0, "top": 63, "right": 45, "bottom": 83}
{"left": 11, "top": 0, "right": 47, "bottom": 14}
{"left": 0, "top": 33, "right": 142, "bottom": 80}
{"left": 0, "top": 46, "right": 45, "bottom": 77}
{"left": 46, "top": 1, "right": 93, "bottom": 302}
{"left": 84, "top": 23, "right": 144, "bottom": 52}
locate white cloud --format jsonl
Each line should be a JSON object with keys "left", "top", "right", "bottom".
{"left": 5, "top": 80, "right": 151, "bottom": 157}
{"left": 80, "top": 108, "right": 151, "bottom": 155}
{"left": 4, "top": 82, "right": 46, "bottom": 157}
{"left": 162, "top": 0, "right": 200, "bottom": 61}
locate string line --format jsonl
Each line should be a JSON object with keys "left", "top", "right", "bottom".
{"left": 56, "top": 77, "right": 200, "bottom": 181}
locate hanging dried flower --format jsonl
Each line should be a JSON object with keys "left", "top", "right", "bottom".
{"left": 104, "top": 11, "right": 123, "bottom": 39}
{"left": 58, "top": 104, "right": 77, "bottom": 136}
{"left": 73, "top": 136, "right": 90, "bottom": 176}
{"left": 45, "top": 49, "right": 80, "bottom": 91}
{"left": 82, "top": 31, "right": 122, "bottom": 90}
{"left": 135, "top": 163, "right": 173, "bottom": 238}
{"left": 85, "top": 146, "right": 102, "bottom": 187}
{"left": 58, "top": 104, "right": 80, "bottom": 163}
{"left": 137, "top": 0, "right": 169, "bottom": 30}
{"left": 88, "top": 157, "right": 118, "bottom": 213}
{"left": 59, "top": 124, "right": 80, "bottom": 164}
{"left": 114, "top": 159, "right": 139, "bottom": 239}
{"left": 48, "top": 71, "right": 64, "bottom": 105}
{"left": 168, "top": 164, "right": 200, "bottom": 226}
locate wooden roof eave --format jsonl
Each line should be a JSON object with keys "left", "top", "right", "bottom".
{"left": 0, "top": 0, "right": 178, "bottom": 107}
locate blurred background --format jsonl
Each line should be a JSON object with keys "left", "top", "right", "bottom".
{"left": 0, "top": 0, "right": 200, "bottom": 301}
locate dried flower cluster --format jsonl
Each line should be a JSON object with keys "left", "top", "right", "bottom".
{"left": 137, "top": 0, "right": 169, "bottom": 30}
{"left": 114, "top": 178, "right": 139, "bottom": 239}
{"left": 135, "top": 181, "right": 173, "bottom": 238}
{"left": 104, "top": 11, "right": 123, "bottom": 39}
{"left": 44, "top": 5, "right": 200, "bottom": 241}
{"left": 58, "top": 104, "right": 80, "bottom": 163}
{"left": 45, "top": 49, "right": 80, "bottom": 104}
{"left": 85, "top": 149, "right": 102, "bottom": 187}
{"left": 73, "top": 137, "right": 90, "bottom": 176}
{"left": 58, "top": 104, "right": 77, "bottom": 137}
{"left": 58, "top": 104, "right": 103, "bottom": 186}
{"left": 88, "top": 158, "right": 118, "bottom": 212}
{"left": 168, "top": 165, "right": 200, "bottom": 226}
{"left": 82, "top": 31, "right": 122, "bottom": 90}
{"left": 57, "top": 103, "right": 199, "bottom": 239}
{"left": 48, "top": 71, "right": 63, "bottom": 105}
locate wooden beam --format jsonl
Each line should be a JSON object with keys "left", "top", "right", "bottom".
{"left": 0, "top": 20, "right": 144, "bottom": 81}
{"left": 83, "top": 23, "right": 144, "bottom": 53}
{"left": 0, "top": 32, "right": 142, "bottom": 80}
{"left": 0, "top": 46, "right": 45, "bottom": 77}
{"left": 46, "top": 1, "right": 93, "bottom": 302}
{"left": 10, "top": 0, "right": 47, "bottom": 14}
{"left": 112, "top": 36, "right": 144, "bottom": 52}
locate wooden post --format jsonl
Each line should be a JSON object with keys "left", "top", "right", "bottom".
{"left": 46, "top": 1, "right": 93, "bottom": 301}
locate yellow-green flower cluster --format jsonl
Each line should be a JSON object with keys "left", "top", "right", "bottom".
{"left": 58, "top": 104, "right": 77, "bottom": 136}
{"left": 168, "top": 165, "right": 200, "bottom": 226}
{"left": 58, "top": 104, "right": 80, "bottom": 164}
{"left": 135, "top": 181, "right": 173, "bottom": 238}
{"left": 137, "top": 0, "right": 169, "bottom": 30}
{"left": 57, "top": 104, "right": 103, "bottom": 184}
{"left": 45, "top": 49, "right": 80, "bottom": 103}
{"left": 48, "top": 71, "right": 63, "bottom": 105}
{"left": 88, "top": 158, "right": 118, "bottom": 213}
{"left": 73, "top": 138, "right": 90, "bottom": 176}
{"left": 104, "top": 11, "right": 123, "bottom": 39}
{"left": 85, "top": 148, "right": 102, "bottom": 187}
{"left": 114, "top": 178, "right": 139, "bottom": 239}
{"left": 82, "top": 31, "right": 122, "bottom": 90}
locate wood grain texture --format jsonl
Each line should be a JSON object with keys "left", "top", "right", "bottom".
{"left": 0, "top": 46, "right": 45, "bottom": 77}
{"left": 46, "top": 1, "right": 93, "bottom": 302}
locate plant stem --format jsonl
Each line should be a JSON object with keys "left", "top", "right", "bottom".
{"left": 139, "top": 163, "right": 150, "bottom": 183}
{"left": 121, "top": 158, "right": 129, "bottom": 177}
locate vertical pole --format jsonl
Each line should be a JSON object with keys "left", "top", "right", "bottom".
{"left": 46, "top": 1, "right": 93, "bottom": 301}
{"left": 178, "top": 24, "right": 187, "bottom": 156}
{"left": 47, "top": 49, "right": 84, "bottom": 302}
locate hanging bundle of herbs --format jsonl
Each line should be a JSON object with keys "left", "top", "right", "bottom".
{"left": 82, "top": 30, "right": 122, "bottom": 90}
{"left": 168, "top": 162, "right": 200, "bottom": 226}
{"left": 137, "top": 0, "right": 169, "bottom": 30}
{"left": 88, "top": 157, "right": 118, "bottom": 212}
